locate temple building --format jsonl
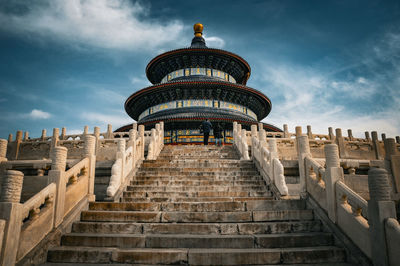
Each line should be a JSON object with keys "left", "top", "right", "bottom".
{"left": 118, "top": 23, "right": 281, "bottom": 144}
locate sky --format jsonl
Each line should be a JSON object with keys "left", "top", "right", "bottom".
{"left": 0, "top": 0, "right": 399, "bottom": 139}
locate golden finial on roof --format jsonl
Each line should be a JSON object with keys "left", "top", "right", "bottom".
{"left": 194, "top": 23, "right": 203, "bottom": 37}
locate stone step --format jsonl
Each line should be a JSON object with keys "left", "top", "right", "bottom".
{"left": 121, "top": 196, "right": 273, "bottom": 203}
{"left": 61, "top": 232, "right": 333, "bottom": 249}
{"left": 132, "top": 175, "right": 264, "bottom": 181}
{"left": 135, "top": 171, "right": 259, "bottom": 177}
{"left": 122, "top": 191, "right": 272, "bottom": 198}
{"left": 138, "top": 166, "right": 258, "bottom": 175}
{"left": 89, "top": 201, "right": 246, "bottom": 212}
{"left": 130, "top": 180, "right": 265, "bottom": 186}
{"left": 89, "top": 200, "right": 305, "bottom": 212}
{"left": 47, "top": 246, "right": 346, "bottom": 264}
{"left": 143, "top": 159, "right": 254, "bottom": 165}
{"left": 125, "top": 185, "right": 267, "bottom": 192}
{"left": 42, "top": 263, "right": 354, "bottom": 266}
{"left": 285, "top": 175, "right": 300, "bottom": 184}
{"left": 72, "top": 220, "right": 322, "bottom": 234}
{"left": 81, "top": 210, "right": 313, "bottom": 223}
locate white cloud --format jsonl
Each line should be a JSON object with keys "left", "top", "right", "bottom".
{"left": 82, "top": 111, "right": 132, "bottom": 128}
{"left": 27, "top": 109, "right": 52, "bottom": 119}
{"left": 0, "top": 0, "right": 185, "bottom": 51}
{"left": 204, "top": 36, "right": 225, "bottom": 48}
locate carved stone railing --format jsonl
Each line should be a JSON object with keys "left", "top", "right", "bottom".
{"left": 147, "top": 122, "right": 164, "bottom": 160}
{"left": 17, "top": 183, "right": 56, "bottom": 261}
{"left": 106, "top": 124, "right": 146, "bottom": 200}
{"left": 0, "top": 134, "right": 97, "bottom": 265}
{"left": 233, "top": 122, "right": 288, "bottom": 197}
{"left": 298, "top": 134, "right": 400, "bottom": 265}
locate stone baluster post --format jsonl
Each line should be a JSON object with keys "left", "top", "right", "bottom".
{"left": 139, "top": 125, "right": 145, "bottom": 160}
{"left": 23, "top": 131, "right": 29, "bottom": 141}
{"left": 116, "top": 139, "right": 126, "bottom": 181}
{"left": 241, "top": 129, "right": 250, "bottom": 160}
{"left": 233, "top": 122, "right": 238, "bottom": 142}
{"left": 328, "top": 127, "right": 335, "bottom": 141}
{"left": 371, "top": 131, "right": 382, "bottom": 160}
{"left": 236, "top": 124, "right": 242, "bottom": 153}
{"left": 61, "top": 127, "right": 67, "bottom": 140}
{"left": 0, "top": 139, "right": 7, "bottom": 163}
{"left": 381, "top": 133, "right": 386, "bottom": 141}
{"left": 48, "top": 146, "right": 67, "bottom": 227}
{"left": 83, "top": 125, "right": 89, "bottom": 135}
{"left": 129, "top": 129, "right": 137, "bottom": 167}
{"left": 147, "top": 129, "right": 156, "bottom": 160}
{"left": 94, "top": 126, "right": 100, "bottom": 155}
{"left": 283, "top": 124, "right": 289, "bottom": 138}
{"left": 347, "top": 129, "right": 353, "bottom": 141}
{"left": 84, "top": 135, "right": 96, "bottom": 201}
{"left": 156, "top": 123, "right": 161, "bottom": 154}
{"left": 251, "top": 125, "right": 258, "bottom": 159}
{"left": 41, "top": 129, "right": 47, "bottom": 141}
{"left": 307, "top": 125, "right": 313, "bottom": 140}
{"left": 384, "top": 138, "right": 400, "bottom": 194}
{"left": 324, "top": 144, "right": 344, "bottom": 222}
{"left": 297, "top": 135, "right": 311, "bottom": 195}
{"left": 367, "top": 168, "right": 397, "bottom": 266}
{"left": 0, "top": 170, "right": 24, "bottom": 266}
{"left": 160, "top": 121, "right": 164, "bottom": 147}
{"left": 50, "top": 128, "right": 60, "bottom": 157}
{"left": 13, "top": 130, "right": 23, "bottom": 160}
{"left": 335, "top": 128, "right": 348, "bottom": 158}
{"left": 106, "top": 124, "right": 113, "bottom": 139}
{"left": 7, "top": 134, "right": 13, "bottom": 143}
{"left": 365, "top": 131, "right": 371, "bottom": 142}
{"left": 396, "top": 136, "right": 400, "bottom": 144}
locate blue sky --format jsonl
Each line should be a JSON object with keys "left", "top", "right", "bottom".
{"left": 0, "top": 0, "right": 399, "bottom": 139}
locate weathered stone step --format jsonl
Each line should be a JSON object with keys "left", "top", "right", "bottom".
{"left": 42, "top": 263, "right": 354, "bottom": 266}
{"left": 133, "top": 175, "right": 263, "bottom": 181}
{"left": 47, "top": 246, "right": 346, "bottom": 264}
{"left": 81, "top": 210, "right": 313, "bottom": 223}
{"left": 72, "top": 220, "right": 322, "bottom": 234}
{"left": 143, "top": 159, "right": 254, "bottom": 165}
{"left": 89, "top": 200, "right": 305, "bottom": 212}
{"left": 61, "top": 232, "right": 333, "bottom": 249}
{"left": 122, "top": 191, "right": 271, "bottom": 198}
{"left": 125, "top": 185, "right": 267, "bottom": 192}
{"left": 89, "top": 201, "right": 246, "bottom": 212}
{"left": 136, "top": 171, "right": 260, "bottom": 177}
{"left": 130, "top": 180, "right": 265, "bottom": 186}
{"left": 138, "top": 167, "right": 257, "bottom": 173}
{"left": 121, "top": 196, "right": 273, "bottom": 203}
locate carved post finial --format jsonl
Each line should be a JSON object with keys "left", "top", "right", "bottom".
{"left": 51, "top": 146, "right": 68, "bottom": 171}
{"left": 41, "top": 129, "right": 47, "bottom": 140}
{"left": 23, "top": 131, "right": 29, "bottom": 141}
{"left": 0, "top": 170, "right": 24, "bottom": 203}
{"left": 307, "top": 125, "right": 313, "bottom": 139}
{"left": 384, "top": 138, "right": 397, "bottom": 160}
{"left": 117, "top": 139, "right": 126, "bottom": 153}
{"left": 297, "top": 135, "right": 310, "bottom": 155}
{"left": 295, "top": 126, "right": 302, "bottom": 137}
{"left": 396, "top": 136, "right": 400, "bottom": 144}
{"left": 324, "top": 144, "right": 340, "bottom": 169}
{"left": 347, "top": 129, "right": 353, "bottom": 140}
{"left": 381, "top": 133, "right": 386, "bottom": 141}
{"left": 8, "top": 134, "right": 13, "bottom": 143}
{"left": 368, "top": 168, "right": 391, "bottom": 202}
{"left": 83, "top": 125, "right": 89, "bottom": 135}
{"left": 106, "top": 124, "right": 113, "bottom": 139}
{"left": 61, "top": 127, "right": 67, "bottom": 140}
{"left": 83, "top": 135, "right": 96, "bottom": 157}
{"left": 365, "top": 131, "right": 371, "bottom": 141}
{"left": 283, "top": 124, "right": 289, "bottom": 138}
{"left": 328, "top": 127, "right": 335, "bottom": 141}
{"left": 0, "top": 139, "right": 8, "bottom": 158}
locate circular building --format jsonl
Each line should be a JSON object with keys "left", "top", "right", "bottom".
{"left": 119, "top": 23, "right": 281, "bottom": 144}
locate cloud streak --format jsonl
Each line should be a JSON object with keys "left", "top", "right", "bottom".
{"left": 27, "top": 109, "right": 52, "bottom": 119}
{"left": 0, "top": 0, "right": 185, "bottom": 51}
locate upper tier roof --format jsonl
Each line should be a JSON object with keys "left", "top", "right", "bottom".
{"left": 146, "top": 24, "right": 251, "bottom": 85}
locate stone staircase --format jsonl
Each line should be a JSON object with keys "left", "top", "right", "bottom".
{"left": 45, "top": 145, "right": 350, "bottom": 265}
